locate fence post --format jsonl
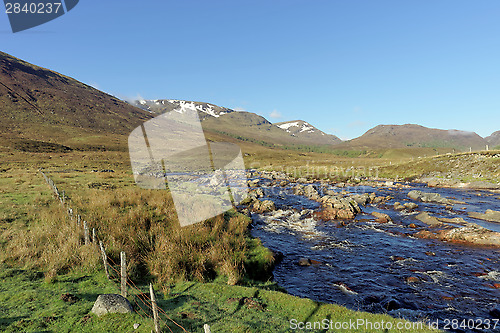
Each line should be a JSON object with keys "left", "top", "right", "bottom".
{"left": 99, "top": 241, "right": 110, "bottom": 279}
{"left": 204, "top": 324, "right": 211, "bottom": 333}
{"left": 83, "top": 221, "right": 90, "bottom": 245}
{"left": 120, "top": 251, "right": 127, "bottom": 298}
{"left": 149, "top": 283, "right": 160, "bottom": 333}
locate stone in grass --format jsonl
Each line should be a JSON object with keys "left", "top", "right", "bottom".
{"left": 91, "top": 294, "right": 134, "bottom": 316}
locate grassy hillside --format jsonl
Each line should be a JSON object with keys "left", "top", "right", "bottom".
{"left": 486, "top": 130, "right": 500, "bottom": 147}
{"left": 338, "top": 124, "right": 487, "bottom": 152}
{"left": 378, "top": 150, "right": 500, "bottom": 183}
{"left": 274, "top": 120, "right": 342, "bottom": 145}
{"left": 0, "top": 51, "right": 152, "bottom": 150}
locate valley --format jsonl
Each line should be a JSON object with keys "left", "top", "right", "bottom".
{"left": 1, "top": 51, "right": 499, "bottom": 332}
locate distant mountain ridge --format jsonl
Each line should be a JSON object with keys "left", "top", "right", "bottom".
{"left": 274, "top": 120, "right": 342, "bottom": 145}
{"left": 486, "top": 131, "right": 500, "bottom": 148}
{"left": 130, "top": 99, "right": 341, "bottom": 146}
{"left": 339, "top": 124, "right": 488, "bottom": 151}
{"left": 132, "top": 99, "right": 234, "bottom": 120}
{"left": 1, "top": 50, "right": 496, "bottom": 155}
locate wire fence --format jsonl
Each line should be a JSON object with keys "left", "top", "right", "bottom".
{"left": 39, "top": 170, "right": 199, "bottom": 333}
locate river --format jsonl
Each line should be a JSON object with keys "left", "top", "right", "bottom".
{"left": 249, "top": 177, "right": 500, "bottom": 332}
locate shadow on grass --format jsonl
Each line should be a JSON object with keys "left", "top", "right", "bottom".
{"left": 0, "top": 316, "right": 28, "bottom": 329}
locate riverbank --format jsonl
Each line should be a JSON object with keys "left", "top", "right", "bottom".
{"left": 243, "top": 170, "right": 500, "bottom": 331}
{"left": 0, "top": 160, "right": 442, "bottom": 332}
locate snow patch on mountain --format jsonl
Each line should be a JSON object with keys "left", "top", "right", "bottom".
{"left": 277, "top": 121, "right": 300, "bottom": 130}
{"left": 277, "top": 121, "right": 316, "bottom": 134}
{"left": 132, "top": 99, "right": 233, "bottom": 118}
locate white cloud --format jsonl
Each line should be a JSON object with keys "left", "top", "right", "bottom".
{"left": 233, "top": 107, "right": 246, "bottom": 112}
{"left": 269, "top": 109, "right": 283, "bottom": 119}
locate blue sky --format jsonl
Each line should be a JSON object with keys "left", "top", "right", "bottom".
{"left": 1, "top": 0, "right": 499, "bottom": 139}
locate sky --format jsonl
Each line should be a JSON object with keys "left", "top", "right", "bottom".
{"left": 1, "top": 0, "right": 499, "bottom": 140}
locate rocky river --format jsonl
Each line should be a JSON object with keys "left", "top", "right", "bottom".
{"left": 243, "top": 172, "right": 500, "bottom": 332}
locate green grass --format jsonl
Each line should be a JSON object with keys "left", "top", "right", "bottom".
{"left": 0, "top": 264, "right": 440, "bottom": 333}
{"left": 0, "top": 150, "right": 446, "bottom": 333}
{"left": 377, "top": 150, "right": 500, "bottom": 183}
{"left": 0, "top": 265, "right": 153, "bottom": 333}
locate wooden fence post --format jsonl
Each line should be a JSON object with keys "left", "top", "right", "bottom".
{"left": 120, "top": 251, "right": 127, "bottom": 298}
{"left": 150, "top": 283, "right": 160, "bottom": 333}
{"left": 83, "top": 221, "right": 90, "bottom": 245}
{"left": 99, "top": 241, "right": 110, "bottom": 279}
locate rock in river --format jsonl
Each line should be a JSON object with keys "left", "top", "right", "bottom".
{"left": 415, "top": 212, "right": 442, "bottom": 227}
{"left": 468, "top": 209, "right": 500, "bottom": 223}
{"left": 372, "top": 212, "right": 391, "bottom": 223}
{"left": 407, "top": 190, "right": 456, "bottom": 205}
{"left": 252, "top": 199, "right": 276, "bottom": 213}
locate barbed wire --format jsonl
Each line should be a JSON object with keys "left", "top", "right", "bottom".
{"left": 39, "top": 170, "right": 192, "bottom": 333}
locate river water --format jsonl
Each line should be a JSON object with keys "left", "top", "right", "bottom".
{"left": 249, "top": 178, "right": 500, "bottom": 332}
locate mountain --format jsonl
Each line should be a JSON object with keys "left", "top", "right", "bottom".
{"left": 131, "top": 99, "right": 342, "bottom": 147}
{"left": 132, "top": 99, "right": 234, "bottom": 120}
{"left": 274, "top": 120, "right": 342, "bottom": 145}
{"left": 339, "top": 124, "right": 488, "bottom": 151}
{"left": 0, "top": 51, "right": 152, "bottom": 151}
{"left": 486, "top": 131, "right": 500, "bottom": 148}
{"left": 202, "top": 112, "right": 317, "bottom": 146}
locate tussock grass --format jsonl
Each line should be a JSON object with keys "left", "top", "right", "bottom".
{"left": 1, "top": 169, "right": 273, "bottom": 286}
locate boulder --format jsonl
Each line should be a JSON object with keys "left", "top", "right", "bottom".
{"left": 372, "top": 212, "right": 391, "bottom": 223}
{"left": 303, "top": 185, "right": 320, "bottom": 200}
{"left": 437, "top": 217, "right": 468, "bottom": 225}
{"left": 260, "top": 200, "right": 276, "bottom": 212}
{"left": 297, "top": 258, "right": 320, "bottom": 266}
{"left": 468, "top": 209, "right": 500, "bottom": 223}
{"left": 352, "top": 193, "right": 370, "bottom": 206}
{"left": 293, "top": 185, "right": 304, "bottom": 196}
{"left": 91, "top": 294, "right": 134, "bottom": 316}
{"left": 394, "top": 202, "right": 405, "bottom": 211}
{"left": 403, "top": 202, "right": 418, "bottom": 210}
{"left": 406, "top": 276, "right": 420, "bottom": 283}
{"left": 253, "top": 188, "right": 264, "bottom": 198}
{"left": 437, "top": 223, "right": 500, "bottom": 247}
{"left": 247, "top": 179, "right": 260, "bottom": 187}
{"left": 252, "top": 199, "right": 276, "bottom": 213}
{"left": 337, "top": 209, "right": 355, "bottom": 219}
{"left": 415, "top": 212, "right": 442, "bottom": 227}
{"left": 407, "top": 190, "right": 455, "bottom": 205}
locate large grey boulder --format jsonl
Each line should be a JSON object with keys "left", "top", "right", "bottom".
{"left": 407, "top": 190, "right": 455, "bottom": 205}
{"left": 91, "top": 294, "right": 134, "bottom": 316}
{"left": 468, "top": 209, "right": 500, "bottom": 223}
{"left": 415, "top": 212, "right": 442, "bottom": 227}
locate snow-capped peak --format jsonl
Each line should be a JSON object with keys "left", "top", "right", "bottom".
{"left": 276, "top": 121, "right": 317, "bottom": 134}
{"left": 132, "top": 99, "right": 233, "bottom": 118}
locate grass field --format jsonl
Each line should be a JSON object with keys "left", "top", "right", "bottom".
{"left": 0, "top": 147, "right": 447, "bottom": 332}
